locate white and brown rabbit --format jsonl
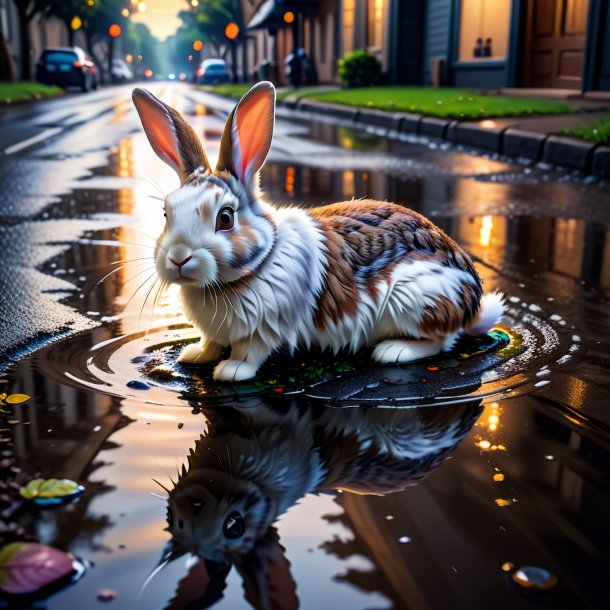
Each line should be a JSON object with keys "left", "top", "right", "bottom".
{"left": 132, "top": 83, "right": 504, "bottom": 382}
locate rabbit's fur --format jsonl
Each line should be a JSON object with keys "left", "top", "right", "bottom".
{"left": 133, "top": 83, "right": 504, "bottom": 382}
{"left": 158, "top": 400, "right": 482, "bottom": 608}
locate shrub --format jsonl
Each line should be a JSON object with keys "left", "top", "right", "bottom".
{"left": 337, "top": 50, "right": 382, "bottom": 88}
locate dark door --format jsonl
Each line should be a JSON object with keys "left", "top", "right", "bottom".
{"left": 524, "top": 0, "right": 590, "bottom": 88}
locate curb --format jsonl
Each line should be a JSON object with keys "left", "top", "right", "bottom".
{"left": 253, "top": 95, "right": 610, "bottom": 178}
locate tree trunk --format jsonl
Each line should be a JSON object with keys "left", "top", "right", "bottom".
{"left": 0, "top": 10, "right": 15, "bottom": 82}
{"left": 17, "top": 11, "right": 32, "bottom": 80}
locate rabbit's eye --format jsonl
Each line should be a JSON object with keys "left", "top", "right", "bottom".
{"left": 222, "top": 511, "right": 245, "bottom": 539}
{"left": 216, "top": 207, "right": 235, "bottom": 232}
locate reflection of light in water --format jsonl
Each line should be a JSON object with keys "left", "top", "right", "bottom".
{"left": 475, "top": 401, "right": 506, "bottom": 451}
{"left": 135, "top": 410, "right": 177, "bottom": 422}
{"left": 553, "top": 218, "right": 584, "bottom": 279}
{"left": 479, "top": 215, "right": 493, "bottom": 247}
{"left": 111, "top": 96, "right": 127, "bottom": 125}
{"left": 564, "top": 377, "right": 587, "bottom": 410}
{"left": 285, "top": 166, "right": 295, "bottom": 193}
{"left": 343, "top": 170, "right": 355, "bottom": 197}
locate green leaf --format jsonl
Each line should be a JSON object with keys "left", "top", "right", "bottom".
{"left": 20, "top": 478, "right": 80, "bottom": 500}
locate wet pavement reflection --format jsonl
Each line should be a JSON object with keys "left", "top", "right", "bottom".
{"left": 0, "top": 84, "right": 609, "bottom": 609}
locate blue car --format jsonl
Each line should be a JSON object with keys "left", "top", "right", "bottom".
{"left": 196, "top": 59, "right": 231, "bottom": 84}
{"left": 36, "top": 47, "right": 98, "bottom": 92}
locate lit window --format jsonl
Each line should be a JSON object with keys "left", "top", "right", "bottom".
{"left": 459, "top": 0, "right": 512, "bottom": 62}
{"left": 343, "top": 0, "right": 355, "bottom": 53}
{"left": 367, "top": 0, "right": 384, "bottom": 48}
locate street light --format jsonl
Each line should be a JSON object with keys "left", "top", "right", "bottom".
{"left": 121, "top": 8, "right": 129, "bottom": 17}
{"left": 109, "top": 24, "right": 122, "bottom": 38}
{"left": 191, "top": 0, "right": 199, "bottom": 6}
{"left": 138, "top": 2, "right": 147, "bottom": 11}
{"left": 193, "top": 40, "right": 203, "bottom": 51}
{"left": 283, "top": 11, "right": 295, "bottom": 23}
{"left": 70, "top": 16, "right": 82, "bottom": 31}
{"left": 225, "top": 22, "right": 239, "bottom": 40}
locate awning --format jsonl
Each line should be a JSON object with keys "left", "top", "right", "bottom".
{"left": 247, "top": 0, "right": 317, "bottom": 30}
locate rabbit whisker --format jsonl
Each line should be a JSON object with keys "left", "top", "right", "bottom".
{"left": 110, "top": 256, "right": 155, "bottom": 266}
{"left": 125, "top": 225, "right": 161, "bottom": 245}
{"left": 142, "top": 174, "right": 166, "bottom": 199}
{"left": 151, "top": 478, "right": 172, "bottom": 494}
{"left": 139, "top": 277, "right": 160, "bottom": 328}
{"left": 96, "top": 264, "right": 124, "bottom": 287}
{"left": 124, "top": 270, "right": 158, "bottom": 311}
{"left": 121, "top": 266, "right": 156, "bottom": 289}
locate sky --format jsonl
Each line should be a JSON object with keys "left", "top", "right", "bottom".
{"left": 131, "top": 0, "right": 183, "bottom": 40}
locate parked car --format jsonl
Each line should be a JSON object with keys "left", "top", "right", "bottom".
{"left": 111, "top": 59, "right": 133, "bottom": 84}
{"left": 196, "top": 59, "right": 230, "bottom": 84}
{"left": 36, "top": 47, "right": 97, "bottom": 92}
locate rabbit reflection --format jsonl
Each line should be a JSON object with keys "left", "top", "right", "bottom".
{"left": 156, "top": 400, "right": 482, "bottom": 609}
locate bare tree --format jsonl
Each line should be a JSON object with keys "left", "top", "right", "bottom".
{"left": 13, "top": 0, "right": 48, "bottom": 80}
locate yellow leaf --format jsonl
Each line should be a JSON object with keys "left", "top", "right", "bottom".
{"left": 6, "top": 394, "right": 30, "bottom": 404}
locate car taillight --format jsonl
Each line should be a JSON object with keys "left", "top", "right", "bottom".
{"left": 73, "top": 60, "right": 83, "bottom": 68}
{"left": 196, "top": 68, "right": 204, "bottom": 76}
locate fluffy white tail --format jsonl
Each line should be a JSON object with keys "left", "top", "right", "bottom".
{"left": 465, "top": 291, "right": 505, "bottom": 336}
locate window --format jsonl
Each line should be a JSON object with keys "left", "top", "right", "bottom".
{"left": 366, "top": 0, "right": 384, "bottom": 48}
{"left": 343, "top": 0, "right": 355, "bottom": 53}
{"left": 459, "top": 0, "right": 512, "bottom": 62}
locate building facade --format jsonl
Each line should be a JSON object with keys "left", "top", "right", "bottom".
{"left": 242, "top": 0, "right": 610, "bottom": 92}
{"left": 422, "top": 0, "right": 609, "bottom": 91}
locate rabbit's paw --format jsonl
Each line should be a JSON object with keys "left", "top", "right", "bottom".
{"left": 372, "top": 339, "right": 443, "bottom": 364}
{"left": 214, "top": 359, "right": 258, "bottom": 382}
{"left": 178, "top": 341, "right": 223, "bottom": 364}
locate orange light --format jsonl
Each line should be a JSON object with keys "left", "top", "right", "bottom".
{"left": 121, "top": 8, "right": 129, "bottom": 17}
{"left": 225, "top": 22, "right": 239, "bottom": 40}
{"left": 193, "top": 40, "right": 203, "bottom": 51}
{"left": 188, "top": 54, "right": 193, "bottom": 61}
{"left": 283, "top": 11, "right": 295, "bottom": 24}
{"left": 125, "top": 53, "right": 133, "bottom": 63}
{"left": 109, "top": 24, "right": 122, "bottom": 38}
{"left": 144, "top": 68, "right": 153, "bottom": 78}
{"left": 73, "top": 60, "right": 83, "bottom": 68}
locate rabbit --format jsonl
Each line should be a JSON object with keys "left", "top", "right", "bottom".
{"left": 132, "top": 82, "right": 504, "bottom": 382}
{"left": 153, "top": 399, "right": 482, "bottom": 608}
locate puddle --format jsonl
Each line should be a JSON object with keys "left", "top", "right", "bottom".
{"left": 1, "top": 86, "right": 609, "bottom": 609}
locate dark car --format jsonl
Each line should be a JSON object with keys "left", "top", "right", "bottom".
{"left": 36, "top": 47, "right": 98, "bottom": 92}
{"left": 196, "top": 59, "right": 230, "bottom": 84}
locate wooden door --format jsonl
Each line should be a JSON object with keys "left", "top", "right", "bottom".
{"left": 524, "top": 0, "right": 590, "bottom": 88}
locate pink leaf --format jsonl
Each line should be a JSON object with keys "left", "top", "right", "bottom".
{"left": 0, "top": 543, "right": 74, "bottom": 594}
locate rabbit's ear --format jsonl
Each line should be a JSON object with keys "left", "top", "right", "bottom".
{"left": 132, "top": 88, "right": 209, "bottom": 184}
{"left": 235, "top": 527, "right": 298, "bottom": 610}
{"left": 216, "top": 81, "right": 275, "bottom": 191}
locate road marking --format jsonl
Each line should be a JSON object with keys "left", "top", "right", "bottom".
{"left": 4, "top": 127, "right": 63, "bottom": 155}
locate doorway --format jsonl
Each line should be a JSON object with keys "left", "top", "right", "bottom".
{"left": 523, "top": 0, "right": 590, "bottom": 89}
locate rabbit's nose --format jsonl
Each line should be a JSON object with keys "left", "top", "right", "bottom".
{"left": 167, "top": 245, "right": 193, "bottom": 269}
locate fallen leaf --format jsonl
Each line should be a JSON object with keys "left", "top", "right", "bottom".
{"left": 20, "top": 478, "right": 83, "bottom": 502}
{"left": 5, "top": 394, "right": 30, "bottom": 405}
{"left": 0, "top": 542, "right": 73, "bottom": 594}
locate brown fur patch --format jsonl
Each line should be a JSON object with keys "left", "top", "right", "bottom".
{"left": 314, "top": 228, "right": 360, "bottom": 328}
{"left": 309, "top": 200, "right": 483, "bottom": 333}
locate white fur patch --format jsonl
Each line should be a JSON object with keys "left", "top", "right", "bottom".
{"left": 465, "top": 291, "right": 505, "bottom": 336}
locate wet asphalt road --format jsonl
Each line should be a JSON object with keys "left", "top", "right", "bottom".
{"left": 0, "top": 84, "right": 609, "bottom": 609}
